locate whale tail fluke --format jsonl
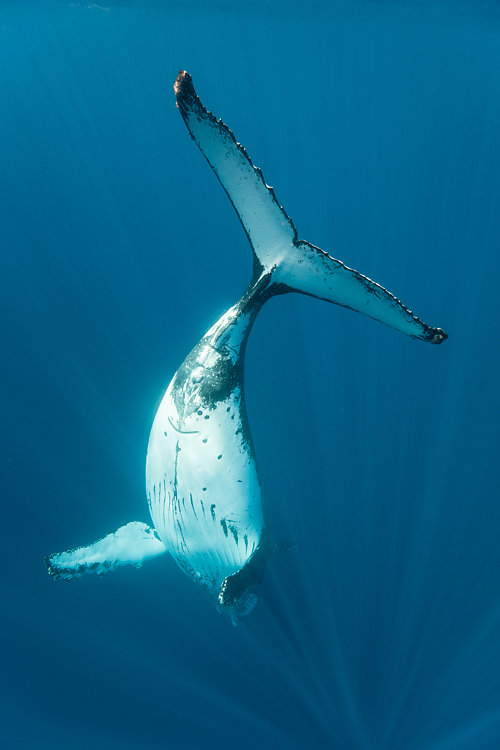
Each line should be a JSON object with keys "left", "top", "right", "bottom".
{"left": 271, "top": 239, "right": 447, "bottom": 343}
{"left": 46, "top": 521, "right": 167, "bottom": 580}
{"left": 174, "top": 71, "right": 447, "bottom": 344}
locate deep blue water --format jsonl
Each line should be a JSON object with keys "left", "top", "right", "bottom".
{"left": 2, "top": 2, "right": 500, "bottom": 748}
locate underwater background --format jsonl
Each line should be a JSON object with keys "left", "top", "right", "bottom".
{"left": 2, "top": 1, "right": 499, "bottom": 748}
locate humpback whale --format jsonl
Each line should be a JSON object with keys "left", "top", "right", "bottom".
{"left": 46, "top": 71, "right": 447, "bottom": 623}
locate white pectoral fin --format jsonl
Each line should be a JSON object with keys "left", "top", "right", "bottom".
{"left": 46, "top": 521, "right": 167, "bottom": 581}
{"left": 277, "top": 241, "right": 448, "bottom": 343}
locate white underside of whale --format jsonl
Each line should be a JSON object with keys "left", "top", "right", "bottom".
{"left": 146, "top": 380, "right": 263, "bottom": 593}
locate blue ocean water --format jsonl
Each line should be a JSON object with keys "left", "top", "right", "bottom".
{"left": 2, "top": 1, "right": 499, "bottom": 748}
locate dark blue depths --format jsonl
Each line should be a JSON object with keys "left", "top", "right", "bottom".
{"left": 1, "top": 2, "right": 499, "bottom": 748}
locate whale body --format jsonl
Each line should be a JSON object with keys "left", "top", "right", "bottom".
{"left": 46, "top": 71, "right": 447, "bottom": 622}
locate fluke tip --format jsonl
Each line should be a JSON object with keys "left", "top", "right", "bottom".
{"left": 430, "top": 328, "right": 448, "bottom": 344}
{"left": 174, "top": 70, "right": 194, "bottom": 98}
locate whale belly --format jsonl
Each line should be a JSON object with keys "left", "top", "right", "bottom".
{"left": 146, "top": 381, "right": 263, "bottom": 594}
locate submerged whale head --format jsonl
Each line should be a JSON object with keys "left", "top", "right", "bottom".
{"left": 216, "top": 540, "right": 269, "bottom": 625}
{"left": 218, "top": 585, "right": 259, "bottom": 626}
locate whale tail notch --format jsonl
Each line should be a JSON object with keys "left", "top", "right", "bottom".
{"left": 46, "top": 521, "right": 167, "bottom": 580}
{"left": 174, "top": 71, "right": 447, "bottom": 344}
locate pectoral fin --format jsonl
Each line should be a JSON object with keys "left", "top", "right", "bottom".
{"left": 46, "top": 521, "right": 167, "bottom": 580}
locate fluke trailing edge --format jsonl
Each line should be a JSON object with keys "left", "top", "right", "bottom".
{"left": 46, "top": 71, "right": 447, "bottom": 623}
